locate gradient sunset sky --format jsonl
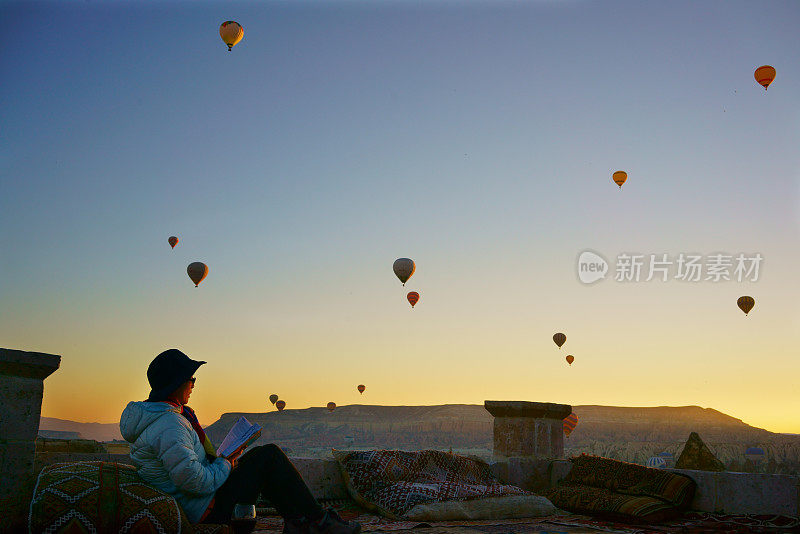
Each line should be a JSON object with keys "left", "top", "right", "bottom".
{"left": 2, "top": 1, "right": 799, "bottom": 432}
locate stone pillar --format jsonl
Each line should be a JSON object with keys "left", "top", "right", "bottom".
{"left": 484, "top": 401, "right": 572, "bottom": 459}
{"left": 0, "top": 348, "right": 61, "bottom": 533}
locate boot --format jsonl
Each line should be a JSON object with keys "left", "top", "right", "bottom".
{"left": 309, "top": 510, "right": 361, "bottom": 534}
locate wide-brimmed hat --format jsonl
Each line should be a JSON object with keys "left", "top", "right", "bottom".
{"left": 147, "top": 349, "right": 206, "bottom": 401}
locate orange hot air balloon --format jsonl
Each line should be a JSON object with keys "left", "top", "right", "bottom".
{"left": 187, "top": 262, "right": 209, "bottom": 287}
{"left": 566, "top": 355, "right": 574, "bottom": 365}
{"left": 553, "top": 332, "right": 566, "bottom": 349}
{"left": 754, "top": 65, "right": 776, "bottom": 90}
{"left": 275, "top": 400, "right": 286, "bottom": 411}
{"left": 327, "top": 402, "right": 336, "bottom": 412}
{"left": 737, "top": 296, "right": 755, "bottom": 316}
{"left": 168, "top": 236, "right": 178, "bottom": 249}
{"left": 269, "top": 394, "right": 278, "bottom": 405}
{"left": 612, "top": 171, "right": 627, "bottom": 189}
{"left": 563, "top": 412, "right": 579, "bottom": 437}
{"left": 357, "top": 384, "right": 366, "bottom": 395}
{"left": 219, "top": 21, "right": 244, "bottom": 51}
{"left": 407, "top": 291, "right": 420, "bottom": 308}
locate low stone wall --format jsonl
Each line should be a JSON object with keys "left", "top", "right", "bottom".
{"left": 29, "top": 452, "right": 800, "bottom": 518}
{"left": 668, "top": 468, "right": 800, "bottom": 517}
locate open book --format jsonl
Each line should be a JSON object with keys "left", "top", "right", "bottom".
{"left": 217, "top": 416, "right": 262, "bottom": 458}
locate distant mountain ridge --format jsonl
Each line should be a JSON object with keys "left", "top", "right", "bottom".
{"left": 39, "top": 417, "right": 122, "bottom": 442}
{"left": 40, "top": 405, "right": 800, "bottom": 472}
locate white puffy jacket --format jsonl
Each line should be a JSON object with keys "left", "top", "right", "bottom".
{"left": 120, "top": 401, "right": 231, "bottom": 523}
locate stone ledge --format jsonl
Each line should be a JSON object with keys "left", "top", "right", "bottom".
{"left": 0, "top": 348, "right": 60, "bottom": 379}
{"left": 484, "top": 401, "right": 571, "bottom": 420}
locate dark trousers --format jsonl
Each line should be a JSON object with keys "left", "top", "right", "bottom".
{"left": 203, "top": 444, "right": 323, "bottom": 524}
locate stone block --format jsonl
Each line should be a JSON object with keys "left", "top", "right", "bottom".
{"left": 292, "top": 457, "right": 349, "bottom": 500}
{"left": 0, "top": 376, "right": 45, "bottom": 441}
{"left": 0, "top": 440, "right": 37, "bottom": 533}
{"left": 485, "top": 401, "right": 571, "bottom": 459}
{"left": 549, "top": 459, "right": 572, "bottom": 487}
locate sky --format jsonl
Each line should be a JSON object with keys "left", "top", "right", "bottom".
{"left": 1, "top": 0, "right": 799, "bottom": 431}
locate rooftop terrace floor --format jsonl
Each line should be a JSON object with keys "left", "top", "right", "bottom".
{"left": 251, "top": 503, "right": 800, "bottom": 534}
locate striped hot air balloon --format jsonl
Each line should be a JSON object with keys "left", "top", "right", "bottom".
{"left": 407, "top": 291, "right": 420, "bottom": 308}
{"left": 357, "top": 384, "right": 365, "bottom": 394}
{"left": 168, "top": 236, "right": 178, "bottom": 249}
{"left": 327, "top": 402, "right": 336, "bottom": 412}
{"left": 612, "top": 171, "right": 627, "bottom": 189}
{"left": 646, "top": 456, "right": 667, "bottom": 469}
{"left": 563, "top": 412, "right": 578, "bottom": 437}
{"left": 658, "top": 451, "right": 675, "bottom": 468}
{"left": 275, "top": 400, "right": 286, "bottom": 411}
{"left": 553, "top": 333, "right": 566, "bottom": 349}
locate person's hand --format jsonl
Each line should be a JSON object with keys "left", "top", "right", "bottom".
{"left": 223, "top": 451, "right": 241, "bottom": 467}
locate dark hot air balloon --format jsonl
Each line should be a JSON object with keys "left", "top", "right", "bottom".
{"left": 357, "top": 384, "right": 365, "bottom": 394}
{"left": 566, "top": 355, "right": 574, "bottom": 365}
{"left": 393, "top": 258, "right": 415, "bottom": 285}
{"left": 326, "top": 402, "right": 336, "bottom": 412}
{"left": 407, "top": 291, "right": 420, "bottom": 308}
{"left": 187, "top": 262, "right": 209, "bottom": 287}
{"left": 737, "top": 296, "right": 755, "bottom": 316}
{"left": 275, "top": 400, "right": 286, "bottom": 411}
{"left": 168, "top": 236, "right": 178, "bottom": 249}
{"left": 553, "top": 333, "right": 566, "bottom": 348}
{"left": 269, "top": 394, "right": 278, "bottom": 405}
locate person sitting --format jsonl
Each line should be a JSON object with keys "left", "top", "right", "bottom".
{"left": 120, "top": 349, "right": 360, "bottom": 534}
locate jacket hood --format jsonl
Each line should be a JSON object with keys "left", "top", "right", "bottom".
{"left": 120, "top": 401, "right": 180, "bottom": 443}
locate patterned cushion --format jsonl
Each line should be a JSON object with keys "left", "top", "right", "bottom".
{"left": 28, "top": 461, "right": 229, "bottom": 533}
{"left": 334, "top": 450, "right": 529, "bottom": 519}
{"left": 565, "top": 455, "right": 695, "bottom": 508}
{"left": 548, "top": 482, "right": 679, "bottom": 524}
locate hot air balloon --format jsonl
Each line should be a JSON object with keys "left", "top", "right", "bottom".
{"left": 168, "top": 236, "right": 178, "bottom": 249}
{"left": 269, "top": 394, "right": 278, "bottom": 405}
{"left": 407, "top": 291, "right": 420, "bottom": 308}
{"left": 187, "top": 262, "right": 209, "bottom": 287}
{"left": 563, "top": 412, "right": 578, "bottom": 437}
{"left": 327, "top": 402, "right": 336, "bottom": 412}
{"left": 754, "top": 65, "right": 776, "bottom": 90}
{"left": 566, "top": 355, "right": 574, "bottom": 365}
{"left": 219, "top": 21, "right": 243, "bottom": 51}
{"left": 553, "top": 333, "right": 566, "bottom": 349}
{"left": 737, "top": 296, "right": 755, "bottom": 316}
{"left": 393, "top": 258, "right": 415, "bottom": 285}
{"left": 275, "top": 400, "right": 286, "bottom": 411}
{"left": 612, "top": 171, "right": 627, "bottom": 189}
{"left": 646, "top": 456, "right": 667, "bottom": 469}
{"left": 357, "top": 384, "right": 365, "bottom": 395}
